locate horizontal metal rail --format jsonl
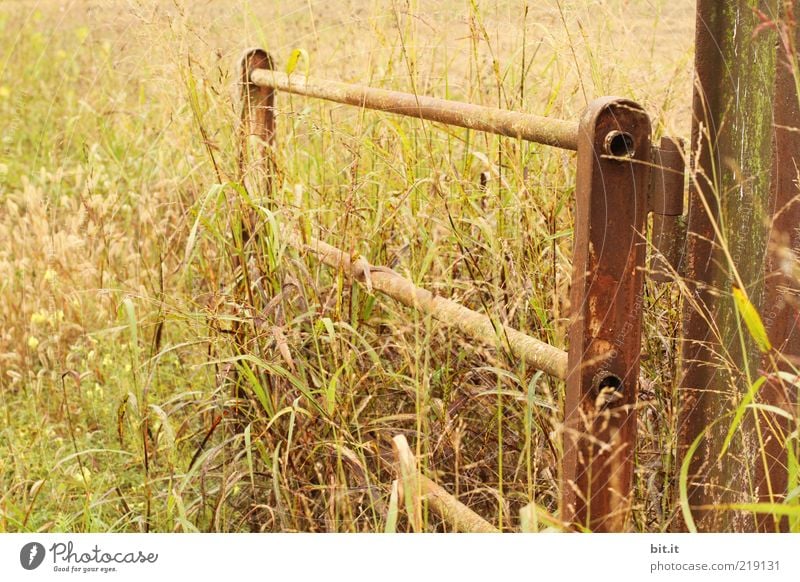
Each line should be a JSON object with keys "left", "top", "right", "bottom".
{"left": 392, "top": 434, "right": 501, "bottom": 533}
{"left": 283, "top": 230, "right": 569, "bottom": 379}
{"left": 250, "top": 70, "right": 579, "bottom": 151}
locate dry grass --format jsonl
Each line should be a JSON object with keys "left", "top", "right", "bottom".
{"left": 0, "top": 0, "right": 714, "bottom": 532}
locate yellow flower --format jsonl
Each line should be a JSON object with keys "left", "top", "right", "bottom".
{"left": 30, "top": 311, "right": 47, "bottom": 325}
{"left": 88, "top": 383, "right": 104, "bottom": 400}
{"left": 74, "top": 26, "right": 89, "bottom": 43}
{"left": 0, "top": 86, "right": 9, "bottom": 99}
{"left": 71, "top": 466, "right": 92, "bottom": 486}
{"left": 27, "top": 336, "right": 40, "bottom": 350}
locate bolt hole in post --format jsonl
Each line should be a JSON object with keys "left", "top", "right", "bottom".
{"left": 592, "top": 373, "right": 624, "bottom": 410}
{"left": 604, "top": 130, "right": 636, "bottom": 158}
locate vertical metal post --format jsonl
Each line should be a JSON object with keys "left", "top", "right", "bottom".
{"left": 678, "top": 0, "right": 778, "bottom": 532}
{"left": 563, "top": 98, "right": 652, "bottom": 531}
{"left": 235, "top": 47, "right": 276, "bottom": 293}
{"left": 649, "top": 137, "right": 686, "bottom": 282}
{"left": 239, "top": 48, "right": 276, "bottom": 189}
{"left": 231, "top": 49, "right": 277, "bottom": 418}
{"left": 758, "top": 9, "right": 800, "bottom": 533}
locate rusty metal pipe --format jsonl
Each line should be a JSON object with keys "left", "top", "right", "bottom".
{"left": 250, "top": 70, "right": 579, "bottom": 150}
{"left": 288, "top": 231, "right": 569, "bottom": 380}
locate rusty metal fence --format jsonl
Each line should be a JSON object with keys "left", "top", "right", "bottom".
{"left": 238, "top": 4, "right": 800, "bottom": 530}
{"left": 237, "top": 47, "right": 691, "bottom": 532}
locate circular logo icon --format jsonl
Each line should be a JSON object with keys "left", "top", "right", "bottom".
{"left": 20, "top": 542, "right": 46, "bottom": 570}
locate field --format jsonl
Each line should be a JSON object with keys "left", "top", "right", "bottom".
{"left": 1, "top": 0, "right": 706, "bottom": 532}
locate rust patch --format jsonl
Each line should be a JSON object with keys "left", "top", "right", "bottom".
{"left": 563, "top": 97, "right": 652, "bottom": 532}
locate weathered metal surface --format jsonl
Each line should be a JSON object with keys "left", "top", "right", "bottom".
{"left": 563, "top": 98, "right": 652, "bottom": 532}
{"left": 758, "top": 9, "right": 800, "bottom": 533}
{"left": 239, "top": 48, "right": 276, "bottom": 182}
{"left": 286, "top": 231, "right": 570, "bottom": 379}
{"left": 232, "top": 49, "right": 278, "bottom": 419}
{"left": 236, "top": 48, "right": 275, "bottom": 284}
{"left": 649, "top": 137, "right": 686, "bottom": 282}
{"left": 650, "top": 214, "right": 687, "bottom": 282}
{"left": 648, "top": 138, "right": 685, "bottom": 217}
{"left": 678, "top": 0, "right": 779, "bottom": 532}
{"left": 249, "top": 69, "right": 579, "bottom": 150}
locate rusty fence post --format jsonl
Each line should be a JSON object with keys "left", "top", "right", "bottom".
{"left": 678, "top": 0, "right": 780, "bottom": 532}
{"left": 238, "top": 47, "right": 276, "bottom": 279}
{"left": 229, "top": 48, "right": 278, "bottom": 418}
{"left": 239, "top": 48, "right": 276, "bottom": 192}
{"left": 758, "top": 9, "right": 800, "bottom": 533}
{"left": 649, "top": 137, "right": 686, "bottom": 282}
{"left": 562, "top": 98, "right": 652, "bottom": 532}
{"left": 235, "top": 47, "right": 276, "bottom": 299}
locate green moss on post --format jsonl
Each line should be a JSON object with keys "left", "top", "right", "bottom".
{"left": 679, "top": 0, "right": 779, "bottom": 532}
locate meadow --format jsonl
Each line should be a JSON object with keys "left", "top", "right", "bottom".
{"left": 1, "top": 0, "right": 706, "bottom": 532}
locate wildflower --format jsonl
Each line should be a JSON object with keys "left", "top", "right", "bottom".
{"left": 30, "top": 311, "right": 48, "bottom": 325}
{"left": 88, "top": 383, "right": 104, "bottom": 400}
{"left": 74, "top": 26, "right": 89, "bottom": 42}
{"left": 27, "top": 336, "right": 40, "bottom": 350}
{"left": 71, "top": 466, "right": 92, "bottom": 486}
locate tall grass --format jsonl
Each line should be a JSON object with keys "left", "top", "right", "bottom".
{"left": 8, "top": 0, "right": 793, "bottom": 534}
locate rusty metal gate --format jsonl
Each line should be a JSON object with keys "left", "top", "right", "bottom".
{"left": 237, "top": 1, "right": 798, "bottom": 532}
{"left": 239, "top": 48, "right": 686, "bottom": 532}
